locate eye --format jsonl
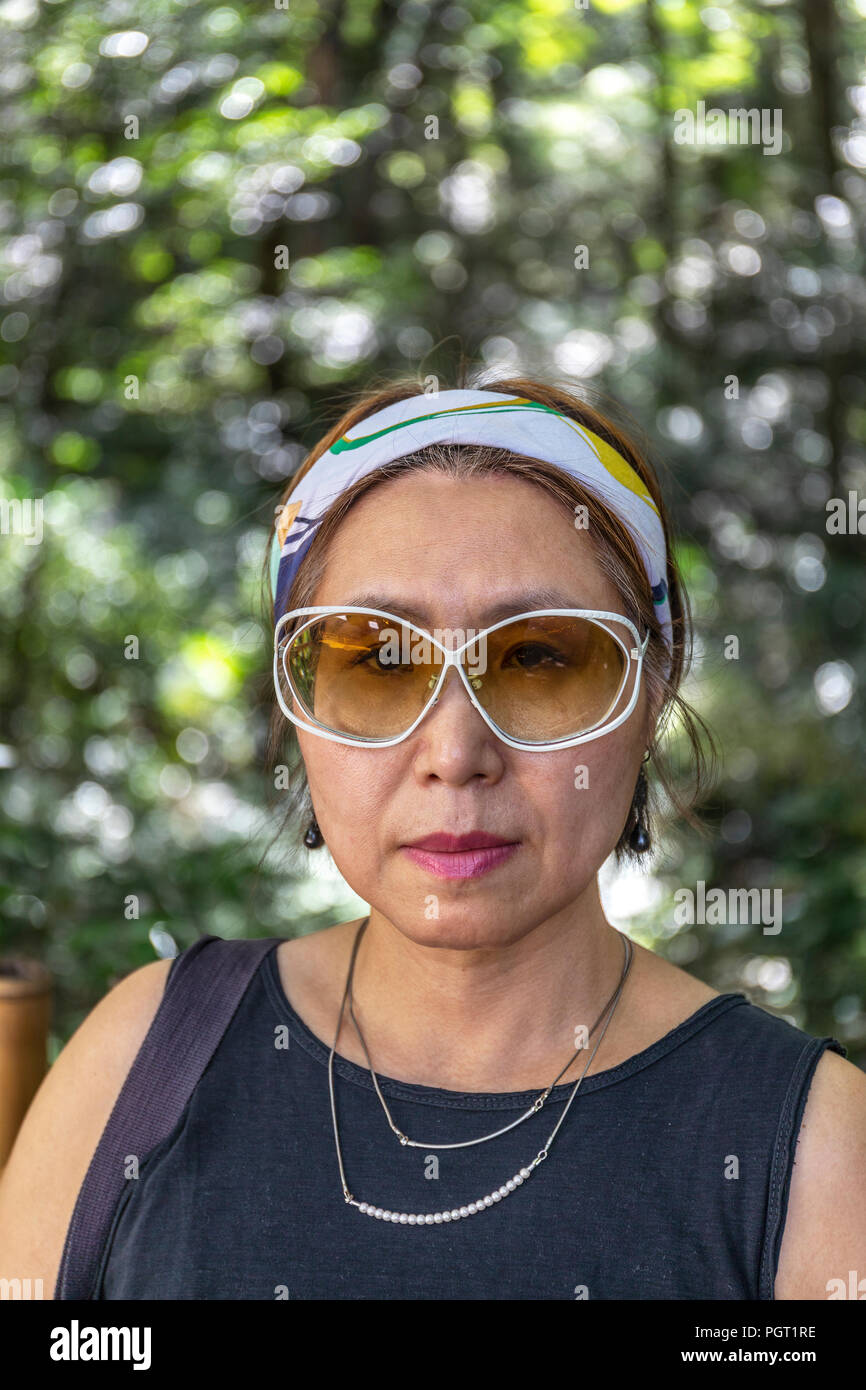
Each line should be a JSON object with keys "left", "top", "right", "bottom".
{"left": 348, "top": 643, "right": 412, "bottom": 673}
{"left": 501, "top": 642, "right": 568, "bottom": 671}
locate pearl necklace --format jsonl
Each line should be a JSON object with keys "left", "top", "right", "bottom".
{"left": 328, "top": 919, "right": 634, "bottom": 1224}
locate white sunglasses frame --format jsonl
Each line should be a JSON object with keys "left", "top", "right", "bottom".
{"left": 273, "top": 605, "right": 651, "bottom": 753}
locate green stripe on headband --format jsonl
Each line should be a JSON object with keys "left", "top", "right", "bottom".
{"left": 330, "top": 399, "right": 657, "bottom": 516}
{"left": 329, "top": 398, "right": 547, "bottom": 456}
{"left": 269, "top": 396, "right": 659, "bottom": 604}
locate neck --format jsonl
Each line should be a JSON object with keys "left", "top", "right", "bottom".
{"left": 344, "top": 885, "right": 630, "bottom": 1093}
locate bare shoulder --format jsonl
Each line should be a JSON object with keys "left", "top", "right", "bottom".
{"left": 626, "top": 938, "right": 720, "bottom": 1026}
{"left": 275, "top": 919, "right": 363, "bottom": 1029}
{"left": 0, "top": 956, "right": 172, "bottom": 1299}
{"left": 276, "top": 919, "right": 362, "bottom": 992}
{"left": 775, "top": 1048, "right": 866, "bottom": 1299}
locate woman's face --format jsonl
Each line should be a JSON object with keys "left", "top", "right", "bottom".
{"left": 295, "top": 470, "right": 652, "bottom": 948}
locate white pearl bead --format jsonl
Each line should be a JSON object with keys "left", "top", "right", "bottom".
{"left": 344, "top": 1076, "right": 563, "bottom": 1229}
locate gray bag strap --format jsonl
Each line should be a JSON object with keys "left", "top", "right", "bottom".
{"left": 54, "top": 933, "right": 283, "bottom": 1300}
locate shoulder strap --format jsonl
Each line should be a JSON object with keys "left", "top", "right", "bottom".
{"left": 54, "top": 933, "right": 282, "bottom": 1300}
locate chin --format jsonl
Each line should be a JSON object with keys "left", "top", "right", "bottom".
{"left": 387, "top": 902, "right": 531, "bottom": 952}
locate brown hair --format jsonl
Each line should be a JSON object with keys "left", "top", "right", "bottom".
{"left": 259, "top": 370, "right": 717, "bottom": 865}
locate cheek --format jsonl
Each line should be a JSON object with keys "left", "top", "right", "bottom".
{"left": 299, "top": 738, "right": 393, "bottom": 824}
{"left": 539, "top": 746, "right": 638, "bottom": 854}
{"left": 298, "top": 737, "right": 641, "bottom": 879}
{"left": 298, "top": 744, "right": 400, "bottom": 904}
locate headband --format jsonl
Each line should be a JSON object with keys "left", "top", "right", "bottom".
{"left": 269, "top": 389, "right": 673, "bottom": 672}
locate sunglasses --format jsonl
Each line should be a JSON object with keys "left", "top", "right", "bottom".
{"left": 273, "top": 606, "right": 650, "bottom": 752}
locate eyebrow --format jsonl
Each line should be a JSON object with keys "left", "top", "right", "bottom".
{"left": 338, "top": 587, "right": 590, "bottom": 626}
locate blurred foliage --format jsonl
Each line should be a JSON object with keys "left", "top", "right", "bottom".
{"left": 0, "top": 0, "right": 864, "bottom": 1063}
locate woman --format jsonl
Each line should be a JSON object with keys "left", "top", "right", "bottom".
{"left": 1, "top": 377, "right": 864, "bottom": 1300}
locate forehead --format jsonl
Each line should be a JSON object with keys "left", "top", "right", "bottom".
{"left": 311, "top": 470, "right": 625, "bottom": 619}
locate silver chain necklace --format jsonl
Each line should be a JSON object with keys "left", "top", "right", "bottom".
{"left": 346, "top": 917, "right": 630, "bottom": 1149}
{"left": 328, "top": 918, "right": 634, "bottom": 1226}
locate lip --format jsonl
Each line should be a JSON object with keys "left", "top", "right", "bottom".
{"left": 401, "top": 831, "right": 521, "bottom": 880}
{"left": 404, "top": 831, "right": 515, "bottom": 851}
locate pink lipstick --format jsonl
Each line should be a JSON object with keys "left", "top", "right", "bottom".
{"left": 401, "top": 831, "right": 521, "bottom": 880}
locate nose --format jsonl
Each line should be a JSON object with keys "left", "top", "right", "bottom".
{"left": 428, "top": 663, "right": 479, "bottom": 713}
{"left": 412, "top": 665, "right": 504, "bottom": 780}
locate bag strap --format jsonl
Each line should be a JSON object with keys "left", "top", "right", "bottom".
{"left": 54, "top": 933, "right": 283, "bottom": 1300}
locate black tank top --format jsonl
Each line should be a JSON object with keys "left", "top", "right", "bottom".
{"left": 96, "top": 940, "right": 845, "bottom": 1300}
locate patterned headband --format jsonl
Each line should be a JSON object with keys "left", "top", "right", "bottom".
{"left": 269, "top": 389, "right": 673, "bottom": 672}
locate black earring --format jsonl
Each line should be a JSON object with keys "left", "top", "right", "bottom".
{"left": 303, "top": 812, "right": 324, "bottom": 849}
{"left": 628, "top": 759, "right": 651, "bottom": 855}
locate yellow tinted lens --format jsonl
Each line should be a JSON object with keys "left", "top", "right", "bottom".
{"left": 472, "top": 615, "right": 627, "bottom": 741}
{"left": 284, "top": 612, "right": 439, "bottom": 738}
{"left": 279, "top": 611, "right": 630, "bottom": 744}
